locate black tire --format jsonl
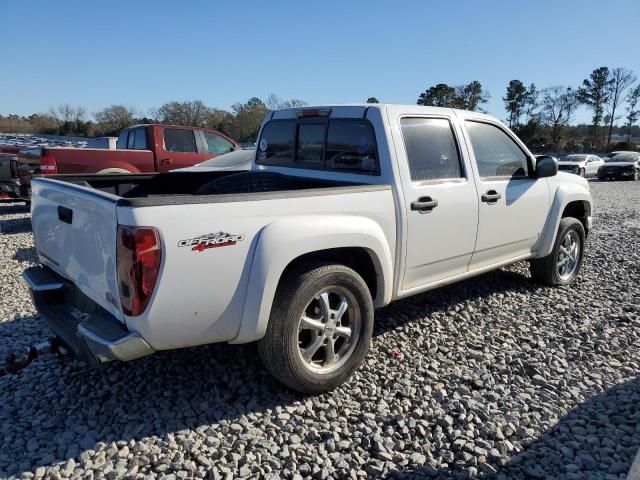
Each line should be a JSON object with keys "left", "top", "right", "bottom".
{"left": 258, "top": 261, "right": 374, "bottom": 394}
{"left": 530, "top": 217, "right": 585, "bottom": 286}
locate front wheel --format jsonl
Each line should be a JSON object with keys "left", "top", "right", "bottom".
{"left": 258, "top": 262, "right": 374, "bottom": 394}
{"left": 579, "top": 168, "right": 586, "bottom": 177}
{"left": 530, "top": 217, "right": 585, "bottom": 286}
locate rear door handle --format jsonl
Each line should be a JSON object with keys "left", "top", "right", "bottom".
{"left": 160, "top": 158, "right": 172, "bottom": 166}
{"left": 411, "top": 196, "right": 438, "bottom": 213}
{"left": 481, "top": 190, "right": 502, "bottom": 204}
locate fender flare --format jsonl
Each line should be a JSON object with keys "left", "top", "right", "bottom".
{"left": 534, "top": 185, "right": 592, "bottom": 258}
{"left": 230, "top": 215, "right": 394, "bottom": 344}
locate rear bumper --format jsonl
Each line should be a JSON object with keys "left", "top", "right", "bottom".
{"left": 22, "top": 266, "right": 154, "bottom": 365}
{"left": 599, "top": 170, "right": 635, "bottom": 179}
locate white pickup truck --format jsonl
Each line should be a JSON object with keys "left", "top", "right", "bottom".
{"left": 23, "top": 105, "right": 592, "bottom": 393}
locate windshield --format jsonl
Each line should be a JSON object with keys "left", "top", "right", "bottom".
{"left": 606, "top": 153, "right": 638, "bottom": 162}
{"left": 562, "top": 155, "right": 586, "bottom": 162}
{"left": 193, "top": 149, "right": 255, "bottom": 168}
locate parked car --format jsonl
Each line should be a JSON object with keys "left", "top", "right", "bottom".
{"left": 171, "top": 149, "right": 254, "bottom": 173}
{"left": 37, "top": 124, "right": 240, "bottom": 176}
{"left": 23, "top": 104, "right": 592, "bottom": 393}
{"left": 603, "top": 150, "right": 636, "bottom": 160}
{"left": 597, "top": 152, "right": 640, "bottom": 180}
{"left": 557, "top": 154, "right": 603, "bottom": 177}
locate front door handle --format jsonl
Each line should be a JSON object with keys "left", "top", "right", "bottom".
{"left": 481, "top": 190, "right": 501, "bottom": 204}
{"left": 411, "top": 196, "right": 438, "bottom": 213}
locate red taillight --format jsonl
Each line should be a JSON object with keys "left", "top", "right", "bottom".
{"left": 117, "top": 225, "right": 162, "bottom": 316}
{"left": 40, "top": 155, "right": 58, "bottom": 174}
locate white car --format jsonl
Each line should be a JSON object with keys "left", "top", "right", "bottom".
{"left": 171, "top": 149, "right": 254, "bottom": 173}
{"left": 557, "top": 154, "right": 603, "bottom": 177}
{"left": 24, "top": 104, "right": 593, "bottom": 393}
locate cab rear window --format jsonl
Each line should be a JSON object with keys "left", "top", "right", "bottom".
{"left": 256, "top": 119, "right": 379, "bottom": 175}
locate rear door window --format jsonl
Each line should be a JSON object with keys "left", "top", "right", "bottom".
{"left": 400, "top": 117, "right": 462, "bottom": 181}
{"left": 257, "top": 119, "right": 378, "bottom": 174}
{"left": 163, "top": 128, "right": 197, "bottom": 153}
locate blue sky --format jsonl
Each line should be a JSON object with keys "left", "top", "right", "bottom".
{"left": 2, "top": 0, "right": 639, "bottom": 124}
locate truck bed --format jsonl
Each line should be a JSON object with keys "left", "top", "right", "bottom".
{"left": 39, "top": 171, "right": 378, "bottom": 206}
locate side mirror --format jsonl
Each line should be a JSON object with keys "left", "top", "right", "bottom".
{"left": 535, "top": 156, "right": 557, "bottom": 178}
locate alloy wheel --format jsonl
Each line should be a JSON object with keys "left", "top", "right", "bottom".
{"left": 296, "top": 287, "right": 361, "bottom": 374}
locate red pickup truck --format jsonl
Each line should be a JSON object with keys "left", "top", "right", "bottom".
{"left": 39, "top": 124, "right": 240, "bottom": 175}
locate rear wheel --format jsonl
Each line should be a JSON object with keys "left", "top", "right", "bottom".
{"left": 634, "top": 170, "right": 639, "bottom": 181}
{"left": 258, "top": 262, "right": 374, "bottom": 394}
{"left": 530, "top": 217, "right": 585, "bottom": 286}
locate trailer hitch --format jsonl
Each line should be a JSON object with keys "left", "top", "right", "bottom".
{"left": 0, "top": 338, "right": 67, "bottom": 377}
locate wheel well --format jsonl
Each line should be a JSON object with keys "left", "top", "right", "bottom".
{"left": 562, "top": 200, "right": 590, "bottom": 234}
{"left": 280, "top": 248, "right": 379, "bottom": 301}
{"left": 96, "top": 167, "right": 132, "bottom": 174}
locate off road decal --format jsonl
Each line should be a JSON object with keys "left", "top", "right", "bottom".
{"left": 178, "top": 231, "right": 245, "bottom": 252}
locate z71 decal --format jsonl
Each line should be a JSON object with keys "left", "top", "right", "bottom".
{"left": 178, "top": 231, "right": 245, "bottom": 252}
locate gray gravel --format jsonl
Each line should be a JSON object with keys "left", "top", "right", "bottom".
{"left": 1, "top": 179, "right": 640, "bottom": 480}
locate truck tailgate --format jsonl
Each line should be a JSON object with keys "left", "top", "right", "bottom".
{"left": 0, "top": 154, "right": 18, "bottom": 182}
{"left": 30, "top": 178, "right": 124, "bottom": 321}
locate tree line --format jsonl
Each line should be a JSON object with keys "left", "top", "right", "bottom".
{"left": 2, "top": 68, "right": 640, "bottom": 152}
{"left": 412, "top": 67, "right": 640, "bottom": 152}
{"left": 0, "top": 94, "right": 306, "bottom": 143}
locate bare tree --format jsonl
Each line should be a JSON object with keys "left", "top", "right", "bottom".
{"left": 605, "top": 67, "right": 637, "bottom": 146}
{"left": 156, "top": 100, "right": 210, "bottom": 126}
{"left": 94, "top": 105, "right": 138, "bottom": 135}
{"left": 265, "top": 94, "right": 307, "bottom": 110}
{"left": 49, "top": 104, "right": 86, "bottom": 127}
{"left": 540, "top": 86, "right": 579, "bottom": 146}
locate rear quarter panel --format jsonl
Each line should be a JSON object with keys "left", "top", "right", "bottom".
{"left": 44, "top": 148, "right": 155, "bottom": 174}
{"left": 118, "top": 187, "right": 395, "bottom": 350}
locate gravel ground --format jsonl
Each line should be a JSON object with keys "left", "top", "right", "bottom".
{"left": 1, "top": 180, "right": 640, "bottom": 480}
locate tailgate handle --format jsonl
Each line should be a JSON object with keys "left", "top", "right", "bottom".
{"left": 57, "top": 206, "right": 73, "bottom": 224}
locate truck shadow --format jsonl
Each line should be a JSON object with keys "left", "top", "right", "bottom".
{"left": 12, "top": 246, "right": 38, "bottom": 263}
{"left": 0, "top": 265, "right": 593, "bottom": 478}
{"left": 0, "top": 203, "right": 30, "bottom": 216}
{"left": 0, "top": 217, "right": 32, "bottom": 235}
{"left": 373, "top": 265, "right": 542, "bottom": 338}
{"left": 387, "top": 377, "right": 640, "bottom": 479}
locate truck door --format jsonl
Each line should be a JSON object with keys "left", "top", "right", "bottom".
{"left": 389, "top": 109, "right": 480, "bottom": 292}
{"left": 157, "top": 127, "right": 210, "bottom": 172}
{"left": 461, "top": 119, "right": 550, "bottom": 269}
